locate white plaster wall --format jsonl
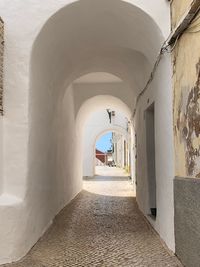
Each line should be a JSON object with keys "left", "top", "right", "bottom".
{"left": 73, "top": 81, "right": 135, "bottom": 116}
{"left": 113, "top": 134, "right": 125, "bottom": 168}
{"left": 130, "top": 126, "right": 136, "bottom": 182}
{"left": 0, "top": 85, "right": 83, "bottom": 264}
{"left": 135, "top": 54, "right": 175, "bottom": 251}
{"left": 0, "top": 0, "right": 172, "bottom": 264}
{"left": 0, "top": 0, "right": 168, "bottom": 195}
{"left": 0, "top": 0, "right": 170, "bottom": 198}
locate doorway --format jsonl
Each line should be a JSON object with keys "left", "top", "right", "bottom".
{"left": 145, "top": 103, "right": 157, "bottom": 218}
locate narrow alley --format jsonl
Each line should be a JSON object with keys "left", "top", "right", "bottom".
{"left": 3, "top": 168, "right": 182, "bottom": 267}
{"left": 0, "top": 1, "right": 200, "bottom": 266}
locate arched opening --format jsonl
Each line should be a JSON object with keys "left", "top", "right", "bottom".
{"left": 94, "top": 130, "right": 131, "bottom": 177}
{"left": 18, "top": 0, "right": 175, "bottom": 261}
{"left": 75, "top": 92, "right": 134, "bottom": 182}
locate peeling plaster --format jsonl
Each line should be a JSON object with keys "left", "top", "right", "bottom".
{"left": 176, "top": 59, "right": 200, "bottom": 177}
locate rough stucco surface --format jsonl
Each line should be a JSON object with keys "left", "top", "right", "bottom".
{"left": 174, "top": 177, "right": 200, "bottom": 267}
{"left": 173, "top": 4, "right": 200, "bottom": 178}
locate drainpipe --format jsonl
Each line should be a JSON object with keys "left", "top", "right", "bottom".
{"left": 167, "top": 0, "right": 200, "bottom": 45}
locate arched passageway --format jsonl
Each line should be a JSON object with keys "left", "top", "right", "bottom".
{"left": 75, "top": 93, "right": 134, "bottom": 180}
{"left": 0, "top": 0, "right": 176, "bottom": 264}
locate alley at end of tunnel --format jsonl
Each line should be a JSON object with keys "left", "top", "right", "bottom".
{"left": 3, "top": 168, "right": 182, "bottom": 267}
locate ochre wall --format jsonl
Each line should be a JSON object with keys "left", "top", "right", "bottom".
{"left": 171, "top": 0, "right": 192, "bottom": 28}
{"left": 172, "top": 1, "right": 200, "bottom": 178}
{"left": 0, "top": 18, "right": 3, "bottom": 115}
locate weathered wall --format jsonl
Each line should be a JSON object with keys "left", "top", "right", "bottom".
{"left": 135, "top": 54, "right": 175, "bottom": 251}
{"left": 172, "top": 1, "right": 200, "bottom": 178}
{"left": 172, "top": 1, "right": 200, "bottom": 266}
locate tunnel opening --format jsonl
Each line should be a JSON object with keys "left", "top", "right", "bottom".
{"left": 76, "top": 91, "right": 134, "bottom": 181}
{"left": 94, "top": 130, "right": 131, "bottom": 177}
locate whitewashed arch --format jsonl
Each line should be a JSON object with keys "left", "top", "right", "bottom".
{"left": 75, "top": 94, "right": 132, "bottom": 178}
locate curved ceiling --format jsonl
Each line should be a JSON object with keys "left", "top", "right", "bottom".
{"left": 74, "top": 72, "right": 122, "bottom": 84}
{"left": 76, "top": 95, "right": 132, "bottom": 134}
{"left": 31, "top": 0, "right": 165, "bottom": 101}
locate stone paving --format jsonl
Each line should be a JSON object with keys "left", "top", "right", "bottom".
{"left": 3, "top": 171, "right": 182, "bottom": 267}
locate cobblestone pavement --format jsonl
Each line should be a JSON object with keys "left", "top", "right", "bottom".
{"left": 3, "top": 173, "right": 182, "bottom": 267}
